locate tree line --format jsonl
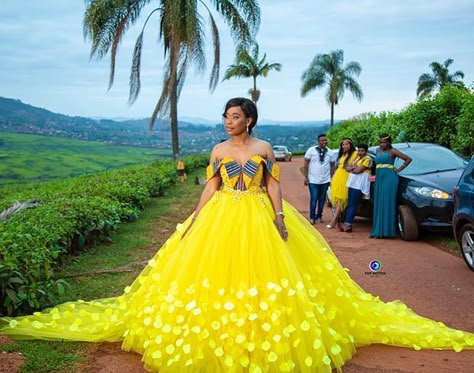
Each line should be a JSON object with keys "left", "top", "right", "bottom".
{"left": 326, "top": 84, "right": 474, "bottom": 157}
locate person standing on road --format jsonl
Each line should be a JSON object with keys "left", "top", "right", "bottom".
{"left": 326, "top": 138, "right": 358, "bottom": 228}
{"left": 340, "top": 143, "right": 372, "bottom": 232}
{"left": 370, "top": 133, "right": 412, "bottom": 238}
{"left": 303, "top": 134, "right": 335, "bottom": 224}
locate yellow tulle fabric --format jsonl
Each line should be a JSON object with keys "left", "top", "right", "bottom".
{"left": 1, "top": 155, "right": 473, "bottom": 372}
{"left": 330, "top": 152, "right": 358, "bottom": 210}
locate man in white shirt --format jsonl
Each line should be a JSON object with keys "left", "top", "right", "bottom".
{"left": 303, "top": 134, "right": 335, "bottom": 224}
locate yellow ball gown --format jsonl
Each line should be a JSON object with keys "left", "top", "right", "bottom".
{"left": 1, "top": 155, "right": 473, "bottom": 372}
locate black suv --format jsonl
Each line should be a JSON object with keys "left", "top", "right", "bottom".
{"left": 358, "top": 143, "right": 468, "bottom": 241}
{"left": 453, "top": 156, "right": 474, "bottom": 271}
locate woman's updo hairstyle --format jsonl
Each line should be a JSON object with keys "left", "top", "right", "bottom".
{"left": 223, "top": 97, "right": 258, "bottom": 135}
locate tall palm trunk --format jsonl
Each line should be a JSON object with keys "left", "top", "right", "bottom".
{"left": 169, "top": 40, "right": 180, "bottom": 159}
{"left": 252, "top": 76, "right": 259, "bottom": 138}
{"left": 170, "top": 76, "right": 179, "bottom": 159}
{"left": 253, "top": 76, "right": 257, "bottom": 101}
{"left": 330, "top": 102, "right": 335, "bottom": 127}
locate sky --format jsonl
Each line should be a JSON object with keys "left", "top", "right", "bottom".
{"left": 0, "top": 1, "right": 473, "bottom": 123}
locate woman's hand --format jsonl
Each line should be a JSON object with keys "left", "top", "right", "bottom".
{"left": 274, "top": 216, "right": 288, "bottom": 241}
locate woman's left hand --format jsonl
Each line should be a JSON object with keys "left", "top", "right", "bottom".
{"left": 274, "top": 217, "right": 288, "bottom": 241}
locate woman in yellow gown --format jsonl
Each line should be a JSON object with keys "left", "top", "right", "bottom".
{"left": 1, "top": 98, "right": 473, "bottom": 372}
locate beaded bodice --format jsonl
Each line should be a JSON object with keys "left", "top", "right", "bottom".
{"left": 206, "top": 155, "right": 280, "bottom": 192}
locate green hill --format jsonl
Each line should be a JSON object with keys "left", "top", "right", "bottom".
{"left": 0, "top": 96, "right": 329, "bottom": 154}
{"left": 0, "top": 132, "right": 171, "bottom": 185}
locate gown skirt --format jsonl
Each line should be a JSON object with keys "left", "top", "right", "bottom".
{"left": 1, "top": 156, "right": 473, "bottom": 372}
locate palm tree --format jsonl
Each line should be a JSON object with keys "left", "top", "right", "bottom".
{"left": 222, "top": 42, "right": 282, "bottom": 104}
{"left": 301, "top": 49, "right": 363, "bottom": 127}
{"left": 83, "top": 1, "right": 260, "bottom": 158}
{"left": 417, "top": 59, "right": 465, "bottom": 98}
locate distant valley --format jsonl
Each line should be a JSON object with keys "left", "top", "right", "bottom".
{"left": 0, "top": 96, "right": 330, "bottom": 154}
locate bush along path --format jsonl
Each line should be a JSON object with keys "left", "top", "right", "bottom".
{"left": 0, "top": 159, "right": 207, "bottom": 372}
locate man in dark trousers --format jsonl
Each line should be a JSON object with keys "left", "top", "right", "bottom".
{"left": 303, "top": 134, "right": 335, "bottom": 224}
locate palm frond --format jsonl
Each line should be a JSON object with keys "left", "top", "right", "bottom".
{"left": 417, "top": 73, "right": 436, "bottom": 97}
{"left": 300, "top": 69, "right": 326, "bottom": 97}
{"left": 344, "top": 61, "right": 362, "bottom": 77}
{"left": 84, "top": 0, "right": 154, "bottom": 89}
{"left": 344, "top": 77, "right": 363, "bottom": 101}
{"left": 129, "top": 31, "right": 143, "bottom": 105}
{"left": 212, "top": 0, "right": 258, "bottom": 47}
{"left": 451, "top": 70, "right": 465, "bottom": 80}
{"left": 203, "top": 7, "right": 220, "bottom": 91}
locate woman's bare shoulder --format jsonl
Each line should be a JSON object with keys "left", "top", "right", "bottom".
{"left": 254, "top": 139, "right": 274, "bottom": 160}
{"left": 210, "top": 141, "right": 231, "bottom": 160}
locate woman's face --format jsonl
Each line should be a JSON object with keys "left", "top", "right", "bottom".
{"left": 379, "top": 139, "right": 390, "bottom": 150}
{"left": 357, "top": 148, "right": 367, "bottom": 157}
{"left": 223, "top": 106, "right": 251, "bottom": 136}
{"left": 341, "top": 140, "right": 352, "bottom": 152}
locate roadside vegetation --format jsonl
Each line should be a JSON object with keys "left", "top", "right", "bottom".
{"left": 327, "top": 84, "right": 474, "bottom": 158}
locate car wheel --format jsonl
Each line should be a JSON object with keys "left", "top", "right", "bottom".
{"left": 397, "top": 205, "right": 419, "bottom": 241}
{"left": 289, "top": 156, "right": 292, "bottom": 162}
{"left": 458, "top": 223, "right": 474, "bottom": 271}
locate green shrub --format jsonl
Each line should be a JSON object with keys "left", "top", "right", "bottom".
{"left": 454, "top": 92, "right": 474, "bottom": 156}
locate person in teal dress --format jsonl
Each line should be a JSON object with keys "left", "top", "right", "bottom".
{"left": 370, "top": 133, "right": 412, "bottom": 238}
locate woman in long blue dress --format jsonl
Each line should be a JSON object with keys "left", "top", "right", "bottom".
{"left": 370, "top": 133, "right": 412, "bottom": 238}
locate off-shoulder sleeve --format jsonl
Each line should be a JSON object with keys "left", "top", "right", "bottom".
{"left": 264, "top": 159, "right": 280, "bottom": 182}
{"left": 206, "top": 159, "right": 223, "bottom": 181}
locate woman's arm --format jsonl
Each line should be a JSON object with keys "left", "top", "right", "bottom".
{"left": 264, "top": 144, "right": 288, "bottom": 241}
{"left": 349, "top": 163, "right": 369, "bottom": 174}
{"left": 391, "top": 149, "right": 412, "bottom": 173}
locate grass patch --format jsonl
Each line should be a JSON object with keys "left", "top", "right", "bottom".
{"left": 0, "top": 168, "right": 206, "bottom": 372}
{"left": 420, "top": 231, "right": 460, "bottom": 257}
{"left": 0, "top": 340, "right": 89, "bottom": 373}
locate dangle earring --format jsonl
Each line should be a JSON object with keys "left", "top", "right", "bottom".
{"left": 246, "top": 126, "right": 249, "bottom": 133}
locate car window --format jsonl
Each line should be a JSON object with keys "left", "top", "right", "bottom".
{"left": 395, "top": 146, "right": 467, "bottom": 175}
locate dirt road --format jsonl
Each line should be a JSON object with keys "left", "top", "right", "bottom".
{"left": 279, "top": 156, "right": 474, "bottom": 372}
